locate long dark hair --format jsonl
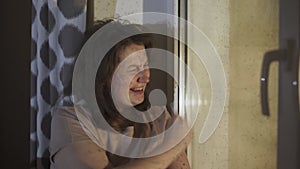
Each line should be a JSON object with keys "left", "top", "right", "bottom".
{"left": 85, "top": 20, "right": 153, "bottom": 132}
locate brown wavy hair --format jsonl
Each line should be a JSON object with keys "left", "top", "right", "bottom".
{"left": 84, "top": 19, "right": 153, "bottom": 132}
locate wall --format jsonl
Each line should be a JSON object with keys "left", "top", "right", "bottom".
{"left": 94, "top": 0, "right": 143, "bottom": 24}
{"left": 228, "top": 0, "right": 278, "bottom": 168}
{"left": 187, "top": 0, "right": 230, "bottom": 168}
{"left": 187, "top": 0, "right": 279, "bottom": 168}
{"left": 94, "top": 0, "right": 116, "bottom": 21}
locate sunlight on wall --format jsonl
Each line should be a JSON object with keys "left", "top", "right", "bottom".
{"left": 187, "top": 0, "right": 230, "bottom": 168}
{"left": 94, "top": 0, "right": 116, "bottom": 21}
{"left": 228, "top": 0, "right": 278, "bottom": 168}
{"left": 187, "top": 0, "right": 278, "bottom": 169}
{"left": 94, "top": 0, "right": 142, "bottom": 24}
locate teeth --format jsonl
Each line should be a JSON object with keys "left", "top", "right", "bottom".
{"left": 132, "top": 87, "right": 143, "bottom": 91}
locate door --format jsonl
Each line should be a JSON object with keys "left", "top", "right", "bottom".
{"left": 261, "top": 0, "right": 300, "bottom": 168}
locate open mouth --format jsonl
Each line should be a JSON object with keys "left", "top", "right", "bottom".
{"left": 130, "top": 87, "right": 144, "bottom": 94}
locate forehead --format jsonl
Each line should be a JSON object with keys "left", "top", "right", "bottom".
{"left": 118, "top": 43, "right": 147, "bottom": 62}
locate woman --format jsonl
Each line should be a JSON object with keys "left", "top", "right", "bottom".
{"left": 50, "top": 19, "right": 192, "bottom": 169}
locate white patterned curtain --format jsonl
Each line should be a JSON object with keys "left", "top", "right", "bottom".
{"left": 30, "top": 0, "right": 87, "bottom": 168}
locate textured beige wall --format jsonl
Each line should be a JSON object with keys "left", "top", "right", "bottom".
{"left": 228, "top": 0, "right": 278, "bottom": 168}
{"left": 188, "top": 0, "right": 278, "bottom": 168}
{"left": 115, "top": 0, "right": 143, "bottom": 24}
{"left": 94, "top": 0, "right": 143, "bottom": 23}
{"left": 187, "top": 0, "right": 230, "bottom": 168}
{"left": 94, "top": 0, "right": 117, "bottom": 21}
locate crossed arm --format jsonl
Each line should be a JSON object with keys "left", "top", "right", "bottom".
{"left": 51, "top": 131, "right": 192, "bottom": 169}
{"left": 50, "top": 107, "right": 192, "bottom": 169}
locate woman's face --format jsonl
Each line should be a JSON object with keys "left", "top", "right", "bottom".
{"left": 112, "top": 43, "right": 150, "bottom": 106}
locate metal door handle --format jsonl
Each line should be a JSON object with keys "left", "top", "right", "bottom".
{"left": 261, "top": 49, "right": 286, "bottom": 116}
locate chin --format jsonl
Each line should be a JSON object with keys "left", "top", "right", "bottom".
{"left": 132, "top": 101, "right": 143, "bottom": 106}
{"left": 131, "top": 98, "right": 144, "bottom": 106}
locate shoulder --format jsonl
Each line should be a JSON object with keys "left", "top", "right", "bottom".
{"left": 50, "top": 106, "right": 88, "bottom": 155}
{"left": 50, "top": 105, "right": 112, "bottom": 167}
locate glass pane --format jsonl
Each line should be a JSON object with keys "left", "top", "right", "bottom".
{"left": 186, "top": 0, "right": 278, "bottom": 168}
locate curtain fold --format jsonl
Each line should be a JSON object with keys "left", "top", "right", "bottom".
{"left": 30, "top": 0, "right": 87, "bottom": 168}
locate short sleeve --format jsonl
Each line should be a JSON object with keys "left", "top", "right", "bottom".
{"left": 50, "top": 106, "right": 110, "bottom": 169}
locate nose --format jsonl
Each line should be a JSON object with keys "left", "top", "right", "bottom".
{"left": 137, "top": 69, "right": 150, "bottom": 83}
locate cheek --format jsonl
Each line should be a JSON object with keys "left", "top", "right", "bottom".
{"left": 112, "top": 77, "right": 130, "bottom": 96}
{"left": 129, "top": 75, "right": 139, "bottom": 86}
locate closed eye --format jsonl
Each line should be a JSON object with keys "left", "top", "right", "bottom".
{"left": 127, "top": 65, "right": 139, "bottom": 72}
{"left": 127, "top": 62, "right": 149, "bottom": 73}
